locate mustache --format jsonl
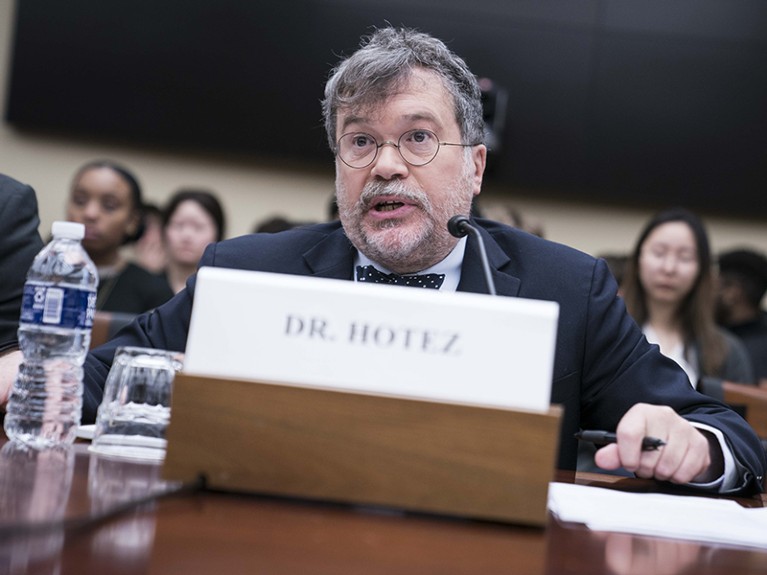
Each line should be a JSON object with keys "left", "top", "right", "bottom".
{"left": 359, "top": 180, "right": 431, "bottom": 210}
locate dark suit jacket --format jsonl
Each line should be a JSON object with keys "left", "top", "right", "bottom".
{"left": 84, "top": 219, "right": 767, "bottom": 493}
{"left": 0, "top": 175, "right": 44, "bottom": 353}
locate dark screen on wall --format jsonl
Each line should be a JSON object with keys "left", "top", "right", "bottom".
{"left": 6, "top": 0, "right": 767, "bottom": 217}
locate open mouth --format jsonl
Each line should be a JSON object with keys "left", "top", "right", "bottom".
{"left": 374, "top": 200, "right": 405, "bottom": 212}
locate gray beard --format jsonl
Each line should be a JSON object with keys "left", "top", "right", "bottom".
{"left": 337, "top": 177, "right": 473, "bottom": 274}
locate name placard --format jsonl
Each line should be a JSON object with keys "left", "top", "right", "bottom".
{"left": 184, "top": 267, "right": 559, "bottom": 412}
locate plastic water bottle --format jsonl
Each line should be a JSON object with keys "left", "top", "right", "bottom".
{"left": 4, "top": 221, "right": 98, "bottom": 448}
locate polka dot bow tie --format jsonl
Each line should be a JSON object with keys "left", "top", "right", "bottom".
{"left": 356, "top": 265, "right": 445, "bottom": 289}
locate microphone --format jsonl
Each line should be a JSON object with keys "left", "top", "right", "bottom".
{"left": 447, "top": 215, "right": 497, "bottom": 296}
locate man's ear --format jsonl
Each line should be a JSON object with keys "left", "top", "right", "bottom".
{"left": 472, "top": 145, "right": 487, "bottom": 196}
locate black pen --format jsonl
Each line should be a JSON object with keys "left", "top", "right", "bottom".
{"left": 575, "top": 430, "right": 666, "bottom": 451}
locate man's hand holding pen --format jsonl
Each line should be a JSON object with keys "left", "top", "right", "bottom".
{"left": 590, "top": 403, "right": 724, "bottom": 485}
{"left": 576, "top": 430, "right": 666, "bottom": 451}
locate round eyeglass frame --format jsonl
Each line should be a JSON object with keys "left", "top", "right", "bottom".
{"left": 335, "top": 128, "right": 482, "bottom": 169}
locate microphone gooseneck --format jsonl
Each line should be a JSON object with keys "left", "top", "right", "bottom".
{"left": 447, "top": 215, "right": 497, "bottom": 296}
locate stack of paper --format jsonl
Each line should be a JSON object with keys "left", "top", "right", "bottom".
{"left": 548, "top": 482, "right": 767, "bottom": 550}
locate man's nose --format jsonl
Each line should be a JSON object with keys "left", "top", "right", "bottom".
{"left": 370, "top": 142, "right": 409, "bottom": 180}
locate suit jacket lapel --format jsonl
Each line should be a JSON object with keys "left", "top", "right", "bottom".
{"left": 302, "top": 224, "right": 356, "bottom": 280}
{"left": 457, "top": 224, "right": 521, "bottom": 297}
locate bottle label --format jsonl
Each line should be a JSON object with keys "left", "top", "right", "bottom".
{"left": 20, "top": 283, "right": 96, "bottom": 329}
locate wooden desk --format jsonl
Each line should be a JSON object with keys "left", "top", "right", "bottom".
{"left": 0, "top": 439, "right": 765, "bottom": 575}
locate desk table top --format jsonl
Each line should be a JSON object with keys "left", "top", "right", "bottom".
{"left": 0, "top": 439, "right": 764, "bottom": 575}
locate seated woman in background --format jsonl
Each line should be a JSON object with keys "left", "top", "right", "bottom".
{"left": 621, "top": 207, "right": 754, "bottom": 391}
{"left": 66, "top": 160, "right": 174, "bottom": 314}
{"left": 162, "top": 189, "right": 226, "bottom": 294}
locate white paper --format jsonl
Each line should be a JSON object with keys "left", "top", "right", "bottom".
{"left": 548, "top": 482, "right": 767, "bottom": 550}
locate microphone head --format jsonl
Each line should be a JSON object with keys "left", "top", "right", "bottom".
{"left": 447, "top": 215, "right": 471, "bottom": 238}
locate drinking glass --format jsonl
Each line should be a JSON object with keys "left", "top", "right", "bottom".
{"left": 90, "top": 347, "right": 182, "bottom": 461}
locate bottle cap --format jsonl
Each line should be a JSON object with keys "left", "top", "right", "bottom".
{"left": 51, "top": 221, "right": 85, "bottom": 240}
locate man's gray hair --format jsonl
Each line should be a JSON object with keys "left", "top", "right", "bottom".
{"left": 322, "top": 27, "right": 484, "bottom": 150}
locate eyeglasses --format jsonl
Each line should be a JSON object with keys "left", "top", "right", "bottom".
{"left": 335, "top": 129, "right": 481, "bottom": 169}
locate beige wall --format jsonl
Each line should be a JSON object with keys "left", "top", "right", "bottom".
{"left": 2, "top": 0, "right": 766, "bottom": 260}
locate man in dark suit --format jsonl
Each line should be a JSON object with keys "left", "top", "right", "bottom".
{"left": 83, "top": 28, "right": 765, "bottom": 493}
{"left": 0, "top": 174, "right": 44, "bottom": 403}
